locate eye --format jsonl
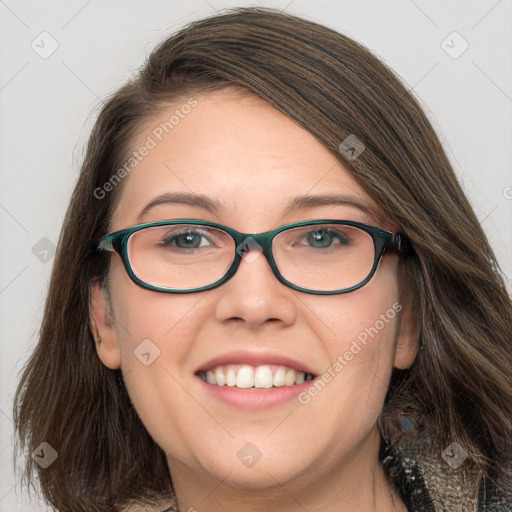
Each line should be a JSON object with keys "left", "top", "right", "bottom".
{"left": 160, "top": 228, "right": 215, "bottom": 250}
{"left": 301, "top": 228, "right": 350, "bottom": 249}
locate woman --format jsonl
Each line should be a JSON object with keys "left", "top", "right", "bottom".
{"left": 13, "top": 7, "right": 511, "bottom": 512}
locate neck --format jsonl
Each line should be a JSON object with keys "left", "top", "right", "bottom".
{"left": 167, "top": 427, "right": 406, "bottom": 512}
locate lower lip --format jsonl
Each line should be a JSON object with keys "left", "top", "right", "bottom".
{"left": 195, "top": 375, "right": 316, "bottom": 409}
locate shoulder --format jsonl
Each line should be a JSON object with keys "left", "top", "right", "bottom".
{"left": 380, "top": 440, "right": 512, "bottom": 512}
{"left": 479, "top": 479, "right": 512, "bottom": 512}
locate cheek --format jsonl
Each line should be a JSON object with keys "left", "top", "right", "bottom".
{"left": 300, "top": 257, "right": 402, "bottom": 425}
{"left": 109, "top": 258, "right": 201, "bottom": 353}
{"left": 107, "top": 260, "right": 204, "bottom": 435}
{"left": 307, "top": 254, "right": 401, "bottom": 354}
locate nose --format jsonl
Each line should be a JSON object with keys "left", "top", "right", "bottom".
{"left": 213, "top": 243, "right": 298, "bottom": 329}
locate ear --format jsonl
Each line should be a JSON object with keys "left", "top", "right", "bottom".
{"left": 90, "top": 280, "right": 122, "bottom": 369}
{"left": 393, "top": 286, "right": 419, "bottom": 370}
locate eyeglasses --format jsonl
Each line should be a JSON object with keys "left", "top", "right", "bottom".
{"left": 96, "top": 219, "right": 410, "bottom": 295}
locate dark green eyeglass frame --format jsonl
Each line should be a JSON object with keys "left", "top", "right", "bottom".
{"left": 97, "top": 219, "right": 410, "bottom": 295}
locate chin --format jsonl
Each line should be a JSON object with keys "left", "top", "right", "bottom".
{"left": 211, "top": 467, "right": 291, "bottom": 490}
{"left": 199, "top": 452, "right": 309, "bottom": 491}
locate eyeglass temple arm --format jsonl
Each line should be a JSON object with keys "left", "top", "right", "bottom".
{"left": 390, "top": 233, "right": 413, "bottom": 255}
{"left": 93, "top": 235, "right": 117, "bottom": 255}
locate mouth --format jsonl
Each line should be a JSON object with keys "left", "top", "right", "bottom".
{"left": 196, "top": 364, "right": 315, "bottom": 389}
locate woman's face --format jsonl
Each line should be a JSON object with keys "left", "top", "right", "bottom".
{"left": 92, "top": 89, "right": 417, "bottom": 492}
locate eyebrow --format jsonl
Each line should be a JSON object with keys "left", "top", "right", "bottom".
{"left": 138, "top": 192, "right": 222, "bottom": 221}
{"left": 137, "top": 191, "right": 375, "bottom": 222}
{"left": 284, "top": 193, "right": 375, "bottom": 217}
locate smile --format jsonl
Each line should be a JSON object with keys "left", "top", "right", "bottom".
{"left": 197, "top": 364, "right": 315, "bottom": 389}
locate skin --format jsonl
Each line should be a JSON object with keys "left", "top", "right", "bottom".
{"left": 91, "top": 89, "right": 418, "bottom": 512}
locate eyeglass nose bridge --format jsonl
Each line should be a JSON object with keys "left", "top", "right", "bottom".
{"left": 227, "top": 230, "right": 283, "bottom": 283}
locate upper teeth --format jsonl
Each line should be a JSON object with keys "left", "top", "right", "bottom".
{"left": 200, "top": 365, "right": 313, "bottom": 389}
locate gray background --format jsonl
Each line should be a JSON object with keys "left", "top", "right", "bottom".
{"left": 1, "top": 1, "right": 511, "bottom": 510}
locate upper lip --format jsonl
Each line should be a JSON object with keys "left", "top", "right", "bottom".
{"left": 195, "top": 350, "right": 317, "bottom": 376}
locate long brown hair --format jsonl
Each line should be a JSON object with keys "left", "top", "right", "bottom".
{"left": 14, "top": 7, "right": 511, "bottom": 511}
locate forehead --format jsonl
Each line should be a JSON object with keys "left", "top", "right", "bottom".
{"left": 111, "top": 90, "right": 379, "bottom": 229}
